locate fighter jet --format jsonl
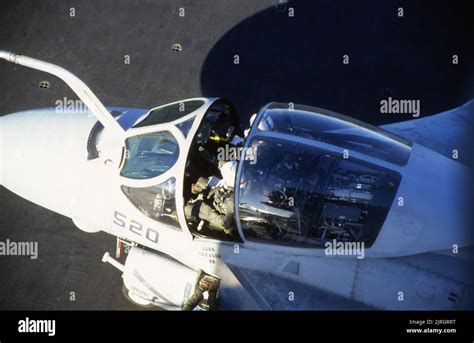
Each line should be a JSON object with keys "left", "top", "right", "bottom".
{"left": 1, "top": 51, "right": 473, "bottom": 310}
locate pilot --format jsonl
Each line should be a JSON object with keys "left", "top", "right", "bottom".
{"left": 184, "top": 161, "right": 237, "bottom": 235}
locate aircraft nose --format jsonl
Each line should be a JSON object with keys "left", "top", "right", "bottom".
{"left": 1, "top": 108, "right": 97, "bottom": 217}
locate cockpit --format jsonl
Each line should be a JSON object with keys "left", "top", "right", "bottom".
{"left": 95, "top": 99, "right": 410, "bottom": 248}
{"left": 112, "top": 99, "right": 209, "bottom": 232}
{"left": 238, "top": 137, "right": 401, "bottom": 247}
{"left": 183, "top": 99, "right": 243, "bottom": 242}
{"left": 236, "top": 103, "right": 411, "bottom": 248}
{"left": 111, "top": 98, "right": 244, "bottom": 239}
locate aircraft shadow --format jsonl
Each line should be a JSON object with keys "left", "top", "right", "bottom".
{"left": 200, "top": 0, "right": 473, "bottom": 126}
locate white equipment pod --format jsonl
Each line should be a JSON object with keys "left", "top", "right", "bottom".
{"left": 105, "top": 247, "right": 200, "bottom": 310}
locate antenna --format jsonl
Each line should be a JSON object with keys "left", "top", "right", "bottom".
{"left": 0, "top": 51, "right": 125, "bottom": 138}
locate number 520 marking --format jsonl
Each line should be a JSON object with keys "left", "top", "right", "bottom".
{"left": 113, "top": 210, "right": 159, "bottom": 244}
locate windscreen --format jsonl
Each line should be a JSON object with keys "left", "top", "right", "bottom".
{"left": 121, "top": 131, "right": 179, "bottom": 179}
